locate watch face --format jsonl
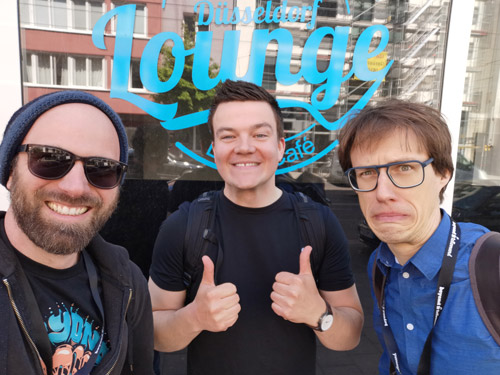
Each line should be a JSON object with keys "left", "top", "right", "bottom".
{"left": 321, "top": 314, "right": 334, "bottom": 331}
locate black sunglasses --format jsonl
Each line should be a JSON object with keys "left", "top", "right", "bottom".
{"left": 17, "top": 144, "right": 127, "bottom": 189}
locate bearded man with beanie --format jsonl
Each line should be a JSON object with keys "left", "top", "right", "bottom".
{"left": 0, "top": 91, "right": 153, "bottom": 374}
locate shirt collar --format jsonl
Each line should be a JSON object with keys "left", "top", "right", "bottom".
{"left": 375, "top": 210, "right": 451, "bottom": 280}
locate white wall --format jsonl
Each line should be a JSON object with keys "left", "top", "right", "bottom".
{"left": 0, "top": 1, "right": 23, "bottom": 209}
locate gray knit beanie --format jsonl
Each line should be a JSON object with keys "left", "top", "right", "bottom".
{"left": 0, "top": 90, "right": 128, "bottom": 187}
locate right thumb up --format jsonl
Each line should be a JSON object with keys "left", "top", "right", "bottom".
{"left": 201, "top": 255, "right": 215, "bottom": 286}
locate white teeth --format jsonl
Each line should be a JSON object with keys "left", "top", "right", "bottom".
{"left": 234, "top": 163, "right": 258, "bottom": 167}
{"left": 47, "top": 202, "right": 88, "bottom": 216}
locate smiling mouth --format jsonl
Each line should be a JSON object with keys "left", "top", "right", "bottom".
{"left": 233, "top": 162, "right": 259, "bottom": 167}
{"left": 47, "top": 202, "right": 89, "bottom": 216}
{"left": 234, "top": 162, "right": 259, "bottom": 167}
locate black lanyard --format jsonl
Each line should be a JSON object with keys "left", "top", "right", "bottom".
{"left": 76, "top": 250, "right": 106, "bottom": 375}
{"left": 377, "top": 221, "right": 461, "bottom": 375}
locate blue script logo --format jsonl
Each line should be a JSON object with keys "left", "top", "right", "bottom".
{"left": 92, "top": 0, "right": 393, "bottom": 174}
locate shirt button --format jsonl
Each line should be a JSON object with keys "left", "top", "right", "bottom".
{"left": 402, "top": 272, "right": 410, "bottom": 279}
{"left": 406, "top": 323, "right": 415, "bottom": 331}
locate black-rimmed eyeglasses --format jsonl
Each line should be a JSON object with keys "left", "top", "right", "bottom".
{"left": 17, "top": 144, "right": 127, "bottom": 189}
{"left": 345, "top": 158, "right": 434, "bottom": 192}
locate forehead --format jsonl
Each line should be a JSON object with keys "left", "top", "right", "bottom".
{"left": 213, "top": 101, "right": 277, "bottom": 131}
{"left": 23, "top": 103, "right": 120, "bottom": 160}
{"left": 351, "top": 128, "right": 427, "bottom": 165}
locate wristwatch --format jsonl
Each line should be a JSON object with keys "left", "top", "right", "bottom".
{"left": 313, "top": 301, "right": 334, "bottom": 332}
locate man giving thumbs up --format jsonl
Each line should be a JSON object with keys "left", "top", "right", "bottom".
{"left": 149, "top": 80, "right": 363, "bottom": 375}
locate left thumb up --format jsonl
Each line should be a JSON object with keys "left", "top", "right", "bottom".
{"left": 299, "top": 246, "right": 313, "bottom": 275}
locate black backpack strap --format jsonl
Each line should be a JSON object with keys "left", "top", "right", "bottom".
{"left": 469, "top": 231, "right": 500, "bottom": 346}
{"left": 372, "top": 249, "right": 384, "bottom": 310}
{"left": 289, "top": 191, "right": 326, "bottom": 282}
{"left": 183, "top": 191, "right": 219, "bottom": 304}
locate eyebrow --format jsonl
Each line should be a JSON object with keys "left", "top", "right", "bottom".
{"left": 353, "top": 159, "right": 428, "bottom": 169}
{"left": 215, "top": 122, "right": 273, "bottom": 136}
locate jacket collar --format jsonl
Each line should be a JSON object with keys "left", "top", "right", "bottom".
{"left": 0, "top": 211, "right": 131, "bottom": 287}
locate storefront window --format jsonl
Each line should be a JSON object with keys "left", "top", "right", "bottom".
{"left": 18, "top": 0, "right": 452, "bottom": 186}
{"left": 453, "top": 0, "right": 500, "bottom": 232}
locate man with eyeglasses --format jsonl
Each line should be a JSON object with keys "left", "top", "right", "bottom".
{"left": 337, "top": 100, "right": 500, "bottom": 374}
{"left": 0, "top": 91, "right": 153, "bottom": 374}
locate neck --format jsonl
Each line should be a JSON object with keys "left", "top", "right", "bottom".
{"left": 223, "top": 186, "right": 283, "bottom": 208}
{"left": 4, "top": 209, "right": 79, "bottom": 269}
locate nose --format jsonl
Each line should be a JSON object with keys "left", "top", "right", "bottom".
{"left": 56, "top": 161, "right": 92, "bottom": 196}
{"left": 374, "top": 168, "right": 397, "bottom": 201}
{"left": 234, "top": 135, "right": 256, "bottom": 154}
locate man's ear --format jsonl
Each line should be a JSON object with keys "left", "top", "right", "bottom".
{"left": 211, "top": 141, "right": 217, "bottom": 163}
{"left": 440, "top": 169, "right": 452, "bottom": 188}
{"left": 6, "top": 172, "right": 13, "bottom": 191}
{"left": 5, "top": 158, "right": 17, "bottom": 191}
{"left": 278, "top": 137, "right": 285, "bottom": 160}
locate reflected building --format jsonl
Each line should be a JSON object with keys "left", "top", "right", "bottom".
{"left": 458, "top": 0, "right": 500, "bottom": 186}
{"left": 13, "top": 0, "right": 500, "bottom": 230}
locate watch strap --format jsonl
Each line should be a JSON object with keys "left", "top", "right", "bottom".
{"left": 313, "top": 300, "right": 333, "bottom": 331}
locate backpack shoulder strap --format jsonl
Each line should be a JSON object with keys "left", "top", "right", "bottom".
{"left": 289, "top": 191, "right": 326, "bottom": 282}
{"left": 183, "top": 190, "right": 219, "bottom": 304}
{"left": 469, "top": 231, "right": 500, "bottom": 346}
{"left": 371, "top": 250, "right": 384, "bottom": 310}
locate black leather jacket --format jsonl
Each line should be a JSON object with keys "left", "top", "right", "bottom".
{"left": 0, "top": 212, "right": 154, "bottom": 374}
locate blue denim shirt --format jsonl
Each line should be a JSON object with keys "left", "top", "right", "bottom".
{"left": 368, "top": 211, "right": 500, "bottom": 374}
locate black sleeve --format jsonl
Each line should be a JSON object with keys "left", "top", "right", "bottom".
{"left": 123, "top": 262, "right": 154, "bottom": 374}
{"left": 149, "top": 204, "right": 189, "bottom": 291}
{"left": 317, "top": 205, "right": 355, "bottom": 291}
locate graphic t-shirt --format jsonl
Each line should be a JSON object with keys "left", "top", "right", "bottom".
{"left": 11, "top": 245, "right": 110, "bottom": 375}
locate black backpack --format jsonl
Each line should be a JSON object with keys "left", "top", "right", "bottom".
{"left": 181, "top": 190, "right": 327, "bottom": 304}
{"left": 372, "top": 231, "right": 500, "bottom": 346}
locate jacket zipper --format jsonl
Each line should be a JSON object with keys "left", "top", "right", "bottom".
{"left": 105, "top": 288, "right": 133, "bottom": 375}
{"left": 3, "top": 278, "right": 45, "bottom": 375}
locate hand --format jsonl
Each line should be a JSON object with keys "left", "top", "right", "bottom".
{"left": 192, "top": 256, "right": 241, "bottom": 332}
{"left": 271, "top": 246, "right": 325, "bottom": 326}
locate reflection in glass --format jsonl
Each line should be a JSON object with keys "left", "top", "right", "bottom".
{"left": 74, "top": 57, "right": 86, "bottom": 86}
{"left": 73, "top": 0, "right": 86, "bottom": 30}
{"left": 34, "top": 0, "right": 49, "bottom": 27}
{"left": 37, "top": 54, "right": 51, "bottom": 84}
{"left": 53, "top": 0, "right": 67, "bottom": 29}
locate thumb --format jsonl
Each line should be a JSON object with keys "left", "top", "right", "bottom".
{"left": 201, "top": 255, "right": 216, "bottom": 286}
{"left": 299, "top": 246, "right": 313, "bottom": 275}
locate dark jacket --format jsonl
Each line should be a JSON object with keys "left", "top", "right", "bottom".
{"left": 0, "top": 212, "right": 154, "bottom": 374}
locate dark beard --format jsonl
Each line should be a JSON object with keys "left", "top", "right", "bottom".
{"left": 9, "top": 169, "right": 118, "bottom": 255}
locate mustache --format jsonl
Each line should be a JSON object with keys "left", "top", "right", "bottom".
{"left": 35, "top": 190, "right": 102, "bottom": 208}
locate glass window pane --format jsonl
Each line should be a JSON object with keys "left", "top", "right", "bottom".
{"left": 130, "top": 60, "right": 142, "bottom": 89}
{"left": 90, "top": 1, "right": 103, "bottom": 29}
{"left": 23, "top": 53, "right": 33, "bottom": 83}
{"left": 34, "top": 0, "right": 49, "bottom": 27}
{"left": 453, "top": 0, "right": 500, "bottom": 233}
{"left": 134, "top": 5, "right": 145, "bottom": 35}
{"left": 74, "top": 57, "right": 86, "bottom": 85}
{"left": 73, "top": 0, "right": 86, "bottom": 30}
{"left": 52, "top": 0, "right": 68, "bottom": 29}
{"left": 37, "top": 54, "right": 51, "bottom": 84}
{"left": 90, "top": 57, "right": 103, "bottom": 87}
{"left": 19, "top": 0, "right": 31, "bottom": 25}
{"left": 55, "top": 55, "right": 68, "bottom": 85}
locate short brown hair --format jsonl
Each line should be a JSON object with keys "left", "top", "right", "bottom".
{"left": 337, "top": 99, "right": 453, "bottom": 201}
{"left": 207, "top": 80, "right": 284, "bottom": 140}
